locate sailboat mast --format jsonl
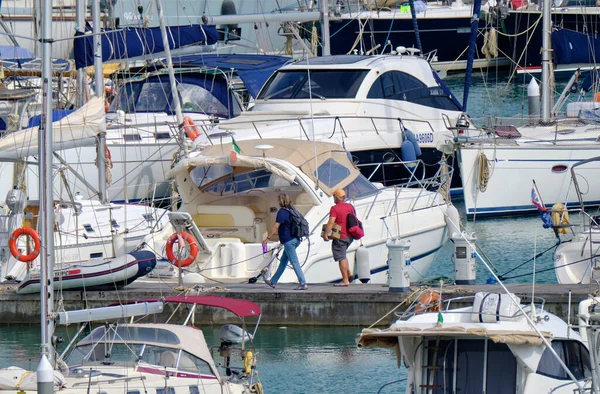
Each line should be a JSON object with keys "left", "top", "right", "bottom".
{"left": 92, "top": 0, "right": 107, "bottom": 203}
{"left": 39, "top": 0, "right": 55, "bottom": 363}
{"left": 320, "top": 0, "right": 330, "bottom": 56}
{"left": 155, "top": 0, "right": 187, "bottom": 157}
{"left": 541, "top": 0, "right": 552, "bottom": 122}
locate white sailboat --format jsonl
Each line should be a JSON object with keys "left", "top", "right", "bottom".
{"left": 454, "top": 0, "right": 600, "bottom": 218}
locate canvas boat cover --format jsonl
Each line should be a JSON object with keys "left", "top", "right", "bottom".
{"left": 170, "top": 139, "right": 361, "bottom": 196}
{"left": 0, "top": 97, "right": 105, "bottom": 160}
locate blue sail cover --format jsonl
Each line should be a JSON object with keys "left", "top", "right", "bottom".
{"left": 553, "top": 29, "right": 600, "bottom": 65}
{"left": 73, "top": 24, "right": 218, "bottom": 69}
{"left": 173, "top": 54, "right": 291, "bottom": 97}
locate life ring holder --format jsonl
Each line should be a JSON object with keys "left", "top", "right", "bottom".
{"left": 166, "top": 232, "right": 199, "bottom": 268}
{"left": 414, "top": 291, "right": 441, "bottom": 314}
{"left": 9, "top": 227, "right": 41, "bottom": 262}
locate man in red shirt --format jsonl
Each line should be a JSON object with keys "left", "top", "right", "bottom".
{"left": 323, "top": 189, "right": 354, "bottom": 286}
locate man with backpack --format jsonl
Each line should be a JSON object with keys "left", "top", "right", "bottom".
{"left": 323, "top": 189, "right": 356, "bottom": 287}
{"left": 262, "top": 193, "right": 308, "bottom": 290}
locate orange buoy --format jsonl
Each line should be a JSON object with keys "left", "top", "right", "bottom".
{"left": 183, "top": 116, "right": 201, "bottom": 141}
{"left": 595, "top": 92, "right": 600, "bottom": 102}
{"left": 9, "top": 227, "right": 41, "bottom": 262}
{"left": 165, "top": 232, "right": 199, "bottom": 268}
{"left": 414, "top": 291, "right": 441, "bottom": 314}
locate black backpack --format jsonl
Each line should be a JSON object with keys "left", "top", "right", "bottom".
{"left": 285, "top": 207, "right": 310, "bottom": 239}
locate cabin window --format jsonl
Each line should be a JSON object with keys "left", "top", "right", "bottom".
{"left": 124, "top": 134, "right": 142, "bottom": 142}
{"left": 315, "top": 158, "right": 350, "bottom": 188}
{"left": 537, "top": 340, "right": 591, "bottom": 380}
{"left": 178, "top": 83, "right": 229, "bottom": 117}
{"left": 156, "top": 388, "right": 175, "bottom": 394}
{"left": 259, "top": 70, "right": 368, "bottom": 100}
{"left": 155, "top": 132, "right": 171, "bottom": 140}
{"left": 83, "top": 224, "right": 94, "bottom": 232}
{"left": 367, "top": 71, "right": 460, "bottom": 111}
{"left": 343, "top": 175, "right": 378, "bottom": 199}
{"left": 178, "top": 351, "right": 215, "bottom": 376}
{"left": 136, "top": 83, "right": 170, "bottom": 112}
{"left": 189, "top": 387, "right": 200, "bottom": 394}
{"left": 424, "top": 339, "right": 517, "bottom": 394}
{"left": 127, "top": 391, "right": 141, "bottom": 394}
{"left": 90, "top": 252, "right": 103, "bottom": 259}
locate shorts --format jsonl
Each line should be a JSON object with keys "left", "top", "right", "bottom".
{"left": 332, "top": 238, "right": 353, "bottom": 262}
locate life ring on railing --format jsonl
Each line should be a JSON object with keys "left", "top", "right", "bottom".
{"left": 183, "top": 116, "right": 201, "bottom": 141}
{"left": 9, "top": 227, "right": 41, "bottom": 262}
{"left": 414, "top": 291, "right": 441, "bottom": 314}
{"left": 165, "top": 232, "right": 198, "bottom": 268}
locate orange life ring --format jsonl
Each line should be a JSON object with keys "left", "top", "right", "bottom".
{"left": 165, "top": 232, "right": 199, "bottom": 268}
{"left": 182, "top": 116, "right": 201, "bottom": 141}
{"left": 9, "top": 227, "right": 41, "bottom": 262}
{"left": 414, "top": 292, "right": 441, "bottom": 314}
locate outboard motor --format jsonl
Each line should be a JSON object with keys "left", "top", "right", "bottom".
{"left": 219, "top": 324, "right": 253, "bottom": 376}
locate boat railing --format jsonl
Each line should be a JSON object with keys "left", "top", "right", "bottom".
{"left": 197, "top": 114, "right": 437, "bottom": 144}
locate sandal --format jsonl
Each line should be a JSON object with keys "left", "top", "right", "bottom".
{"left": 294, "top": 284, "right": 308, "bottom": 290}
{"left": 264, "top": 279, "right": 275, "bottom": 288}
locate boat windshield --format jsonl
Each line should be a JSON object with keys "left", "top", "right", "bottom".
{"left": 190, "top": 165, "right": 296, "bottom": 194}
{"left": 109, "top": 81, "right": 229, "bottom": 116}
{"left": 258, "top": 70, "right": 368, "bottom": 100}
{"left": 314, "top": 158, "right": 378, "bottom": 198}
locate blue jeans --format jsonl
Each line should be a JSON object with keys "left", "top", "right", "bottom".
{"left": 270, "top": 238, "right": 306, "bottom": 285}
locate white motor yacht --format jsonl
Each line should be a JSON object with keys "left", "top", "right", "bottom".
{"left": 198, "top": 54, "right": 473, "bottom": 189}
{"left": 359, "top": 290, "right": 594, "bottom": 393}
{"left": 142, "top": 138, "right": 452, "bottom": 284}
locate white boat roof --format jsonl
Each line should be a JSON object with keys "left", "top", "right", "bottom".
{"left": 171, "top": 138, "right": 361, "bottom": 196}
{"left": 77, "top": 324, "right": 215, "bottom": 366}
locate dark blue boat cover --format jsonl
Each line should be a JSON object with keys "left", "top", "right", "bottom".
{"left": 73, "top": 24, "right": 218, "bottom": 69}
{"left": 172, "top": 54, "right": 291, "bottom": 98}
{"left": 552, "top": 28, "right": 600, "bottom": 65}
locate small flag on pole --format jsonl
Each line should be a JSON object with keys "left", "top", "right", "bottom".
{"left": 531, "top": 181, "right": 547, "bottom": 213}
{"left": 232, "top": 138, "right": 241, "bottom": 154}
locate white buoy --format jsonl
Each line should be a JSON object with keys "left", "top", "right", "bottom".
{"left": 446, "top": 204, "right": 461, "bottom": 240}
{"left": 528, "top": 78, "right": 540, "bottom": 123}
{"left": 356, "top": 245, "right": 371, "bottom": 283}
{"left": 36, "top": 355, "right": 53, "bottom": 394}
{"left": 452, "top": 232, "right": 477, "bottom": 285}
{"left": 387, "top": 238, "right": 411, "bottom": 292}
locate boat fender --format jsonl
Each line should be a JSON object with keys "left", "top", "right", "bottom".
{"left": 551, "top": 203, "right": 569, "bottom": 234}
{"left": 356, "top": 245, "right": 370, "bottom": 283}
{"left": 414, "top": 291, "right": 440, "bottom": 314}
{"left": 400, "top": 140, "right": 417, "bottom": 165}
{"left": 445, "top": 205, "right": 461, "bottom": 239}
{"left": 243, "top": 351, "right": 255, "bottom": 376}
{"left": 221, "top": 0, "right": 238, "bottom": 30}
{"left": 182, "top": 116, "right": 201, "bottom": 141}
{"left": 165, "top": 232, "right": 199, "bottom": 268}
{"left": 9, "top": 227, "right": 41, "bottom": 262}
{"left": 404, "top": 129, "right": 422, "bottom": 157}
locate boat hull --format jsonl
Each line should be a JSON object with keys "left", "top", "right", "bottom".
{"left": 459, "top": 144, "right": 600, "bottom": 217}
{"left": 16, "top": 250, "right": 156, "bottom": 294}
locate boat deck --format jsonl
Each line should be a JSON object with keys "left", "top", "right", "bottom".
{"left": 0, "top": 281, "right": 595, "bottom": 326}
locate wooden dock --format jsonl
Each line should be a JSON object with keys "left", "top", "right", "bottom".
{"left": 0, "top": 281, "right": 597, "bottom": 326}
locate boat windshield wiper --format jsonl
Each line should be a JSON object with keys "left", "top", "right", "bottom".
{"left": 301, "top": 88, "right": 326, "bottom": 100}
{"left": 263, "top": 85, "right": 294, "bottom": 100}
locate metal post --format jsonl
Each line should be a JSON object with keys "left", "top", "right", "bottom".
{"left": 75, "top": 0, "right": 85, "bottom": 107}
{"left": 92, "top": 0, "right": 107, "bottom": 203}
{"left": 39, "top": 0, "right": 55, "bottom": 366}
{"left": 540, "top": 0, "right": 552, "bottom": 122}
{"left": 155, "top": 0, "right": 188, "bottom": 157}
{"left": 321, "top": 0, "right": 331, "bottom": 56}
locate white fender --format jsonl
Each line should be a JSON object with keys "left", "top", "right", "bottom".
{"left": 446, "top": 204, "right": 461, "bottom": 239}
{"left": 356, "top": 245, "right": 370, "bottom": 283}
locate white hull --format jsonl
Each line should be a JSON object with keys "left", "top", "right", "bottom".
{"left": 459, "top": 144, "right": 600, "bottom": 217}
{"left": 16, "top": 250, "right": 156, "bottom": 294}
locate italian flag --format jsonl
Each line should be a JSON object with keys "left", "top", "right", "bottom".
{"left": 232, "top": 138, "right": 241, "bottom": 154}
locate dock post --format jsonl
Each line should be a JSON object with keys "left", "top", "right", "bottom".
{"left": 452, "top": 232, "right": 477, "bottom": 285}
{"left": 387, "top": 239, "right": 411, "bottom": 292}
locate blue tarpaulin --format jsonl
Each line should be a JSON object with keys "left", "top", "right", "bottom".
{"left": 552, "top": 28, "right": 600, "bottom": 65}
{"left": 73, "top": 24, "right": 219, "bottom": 69}
{"left": 172, "top": 54, "right": 291, "bottom": 97}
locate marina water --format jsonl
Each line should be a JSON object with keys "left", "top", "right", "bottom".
{"left": 0, "top": 71, "right": 581, "bottom": 392}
